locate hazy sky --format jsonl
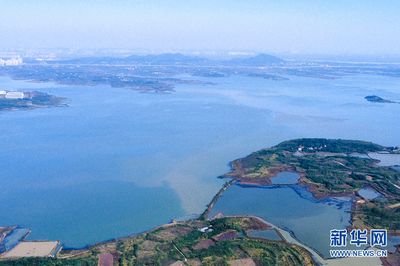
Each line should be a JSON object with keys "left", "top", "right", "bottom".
{"left": 1, "top": 0, "right": 400, "bottom": 55}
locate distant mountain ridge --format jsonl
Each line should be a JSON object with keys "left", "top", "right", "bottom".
{"left": 225, "top": 53, "right": 284, "bottom": 66}
{"left": 124, "top": 53, "right": 209, "bottom": 65}
{"left": 44, "top": 53, "right": 284, "bottom": 66}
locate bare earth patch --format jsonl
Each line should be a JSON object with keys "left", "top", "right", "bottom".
{"left": 193, "top": 239, "right": 215, "bottom": 250}
{"left": 228, "top": 258, "right": 256, "bottom": 266}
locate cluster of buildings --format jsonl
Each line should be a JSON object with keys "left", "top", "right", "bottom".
{"left": 0, "top": 90, "right": 27, "bottom": 99}
{"left": 0, "top": 56, "right": 23, "bottom": 66}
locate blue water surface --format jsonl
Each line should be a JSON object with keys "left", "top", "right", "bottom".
{"left": 209, "top": 184, "right": 352, "bottom": 258}
{"left": 0, "top": 72, "right": 399, "bottom": 248}
{"left": 247, "top": 230, "right": 282, "bottom": 241}
{"left": 2, "top": 228, "right": 30, "bottom": 251}
{"left": 358, "top": 187, "right": 382, "bottom": 200}
{"left": 270, "top": 172, "right": 300, "bottom": 185}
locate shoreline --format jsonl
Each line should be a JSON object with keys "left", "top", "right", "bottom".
{"left": 0, "top": 166, "right": 381, "bottom": 254}
{"left": 200, "top": 179, "right": 235, "bottom": 219}
{"left": 205, "top": 181, "right": 353, "bottom": 264}
{"left": 1, "top": 138, "right": 399, "bottom": 265}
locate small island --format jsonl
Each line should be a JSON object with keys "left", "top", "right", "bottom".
{"left": 365, "top": 95, "right": 398, "bottom": 104}
{"left": 0, "top": 90, "right": 66, "bottom": 111}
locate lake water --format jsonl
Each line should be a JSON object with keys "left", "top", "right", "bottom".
{"left": 388, "top": 236, "right": 400, "bottom": 253}
{"left": 247, "top": 229, "right": 282, "bottom": 241}
{"left": 271, "top": 171, "right": 300, "bottom": 185}
{"left": 358, "top": 187, "right": 382, "bottom": 200}
{"left": 0, "top": 72, "right": 400, "bottom": 248}
{"left": 368, "top": 152, "right": 400, "bottom": 166}
{"left": 208, "top": 184, "right": 352, "bottom": 258}
{"left": 2, "top": 228, "right": 30, "bottom": 251}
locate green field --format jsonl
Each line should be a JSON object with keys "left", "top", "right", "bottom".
{"left": 0, "top": 217, "right": 314, "bottom": 266}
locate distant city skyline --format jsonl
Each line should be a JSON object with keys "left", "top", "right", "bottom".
{"left": 1, "top": 0, "right": 400, "bottom": 56}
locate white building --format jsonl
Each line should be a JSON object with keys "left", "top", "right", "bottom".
{"left": 5, "top": 91, "right": 25, "bottom": 99}
{"left": 198, "top": 226, "right": 213, "bottom": 233}
{"left": 0, "top": 90, "right": 7, "bottom": 99}
{"left": 0, "top": 57, "right": 23, "bottom": 66}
